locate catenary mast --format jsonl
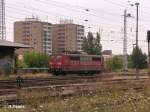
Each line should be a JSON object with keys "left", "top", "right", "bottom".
{"left": 0, "top": 0, "right": 6, "bottom": 40}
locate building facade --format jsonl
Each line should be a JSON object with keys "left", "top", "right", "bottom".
{"left": 52, "top": 20, "right": 84, "bottom": 54}
{"left": 14, "top": 18, "right": 52, "bottom": 55}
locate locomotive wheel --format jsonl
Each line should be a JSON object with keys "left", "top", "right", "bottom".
{"left": 53, "top": 71, "right": 59, "bottom": 76}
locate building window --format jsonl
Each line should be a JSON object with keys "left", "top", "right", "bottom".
{"left": 22, "top": 38, "right": 29, "bottom": 41}
{"left": 23, "top": 34, "right": 30, "bottom": 38}
{"left": 58, "top": 43, "right": 65, "bottom": 46}
{"left": 23, "top": 42, "right": 30, "bottom": 45}
{"left": 77, "top": 29, "right": 84, "bottom": 32}
{"left": 23, "top": 31, "right": 30, "bottom": 34}
{"left": 58, "top": 29, "right": 65, "bottom": 32}
{"left": 23, "top": 22, "right": 30, "bottom": 25}
{"left": 58, "top": 36, "right": 65, "bottom": 39}
{"left": 58, "top": 33, "right": 65, "bottom": 35}
{"left": 23, "top": 26, "right": 30, "bottom": 29}
{"left": 58, "top": 40, "right": 65, "bottom": 43}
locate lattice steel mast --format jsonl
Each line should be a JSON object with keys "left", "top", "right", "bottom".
{"left": 0, "top": 0, "right": 6, "bottom": 40}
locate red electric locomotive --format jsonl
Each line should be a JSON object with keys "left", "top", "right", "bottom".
{"left": 48, "top": 53, "right": 104, "bottom": 75}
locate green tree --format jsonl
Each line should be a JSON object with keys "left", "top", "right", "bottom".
{"left": 127, "top": 55, "right": 133, "bottom": 69}
{"left": 23, "top": 51, "right": 49, "bottom": 68}
{"left": 131, "top": 46, "right": 147, "bottom": 69}
{"left": 82, "top": 32, "right": 102, "bottom": 55}
{"left": 106, "top": 56, "right": 123, "bottom": 72}
{"left": 94, "top": 33, "right": 102, "bottom": 55}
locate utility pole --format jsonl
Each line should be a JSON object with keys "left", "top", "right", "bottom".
{"left": 123, "top": 9, "right": 128, "bottom": 72}
{"left": 135, "top": 2, "right": 140, "bottom": 79}
{"left": 123, "top": 10, "right": 131, "bottom": 72}
{"left": 0, "top": 0, "right": 6, "bottom": 40}
{"left": 147, "top": 31, "right": 150, "bottom": 79}
{"left": 148, "top": 41, "right": 150, "bottom": 79}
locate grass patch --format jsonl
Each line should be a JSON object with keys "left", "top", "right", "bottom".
{"left": 1, "top": 82, "right": 150, "bottom": 112}
{"left": 0, "top": 108, "right": 25, "bottom": 112}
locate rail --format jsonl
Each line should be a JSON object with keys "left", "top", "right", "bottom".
{"left": 0, "top": 76, "right": 149, "bottom": 106}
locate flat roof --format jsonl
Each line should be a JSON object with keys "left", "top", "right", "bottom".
{"left": 0, "top": 40, "right": 31, "bottom": 48}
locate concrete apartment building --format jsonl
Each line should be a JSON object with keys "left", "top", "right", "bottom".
{"left": 14, "top": 18, "right": 52, "bottom": 55}
{"left": 52, "top": 20, "right": 84, "bottom": 54}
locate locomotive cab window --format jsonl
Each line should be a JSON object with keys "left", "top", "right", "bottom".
{"left": 92, "top": 57, "right": 101, "bottom": 61}
{"left": 70, "top": 56, "right": 80, "bottom": 61}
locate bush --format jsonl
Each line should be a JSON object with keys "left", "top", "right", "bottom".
{"left": 16, "top": 52, "right": 49, "bottom": 73}
{"left": 23, "top": 51, "right": 49, "bottom": 68}
{"left": 17, "top": 58, "right": 27, "bottom": 68}
{"left": 106, "top": 56, "right": 123, "bottom": 72}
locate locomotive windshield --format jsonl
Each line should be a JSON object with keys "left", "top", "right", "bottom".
{"left": 70, "top": 56, "right": 80, "bottom": 61}
{"left": 92, "top": 57, "right": 101, "bottom": 61}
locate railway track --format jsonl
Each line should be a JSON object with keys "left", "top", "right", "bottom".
{"left": 0, "top": 75, "right": 148, "bottom": 89}
{"left": 0, "top": 75, "right": 100, "bottom": 89}
{"left": 0, "top": 78, "right": 149, "bottom": 106}
{"left": 0, "top": 75, "right": 149, "bottom": 106}
{"left": 0, "top": 75, "right": 148, "bottom": 94}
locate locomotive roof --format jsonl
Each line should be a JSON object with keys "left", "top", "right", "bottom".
{"left": 66, "top": 54, "right": 101, "bottom": 57}
{"left": 63, "top": 54, "right": 102, "bottom": 57}
{"left": 51, "top": 53, "right": 102, "bottom": 58}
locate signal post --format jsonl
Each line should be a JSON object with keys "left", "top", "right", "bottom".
{"left": 147, "top": 31, "right": 150, "bottom": 79}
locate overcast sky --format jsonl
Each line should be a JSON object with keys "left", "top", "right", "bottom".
{"left": 5, "top": 0, "right": 150, "bottom": 54}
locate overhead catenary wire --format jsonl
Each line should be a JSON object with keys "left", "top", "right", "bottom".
{"left": 6, "top": 0, "right": 150, "bottom": 27}
{"left": 37, "top": 0, "right": 150, "bottom": 23}
{"left": 4, "top": 0, "right": 149, "bottom": 54}
{"left": 6, "top": 2, "right": 124, "bottom": 28}
{"left": 7, "top": 0, "right": 150, "bottom": 26}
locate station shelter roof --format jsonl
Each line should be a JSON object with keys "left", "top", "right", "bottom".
{"left": 0, "top": 40, "right": 31, "bottom": 48}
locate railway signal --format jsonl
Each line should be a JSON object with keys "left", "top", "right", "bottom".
{"left": 147, "top": 31, "right": 150, "bottom": 78}
{"left": 16, "top": 76, "right": 23, "bottom": 89}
